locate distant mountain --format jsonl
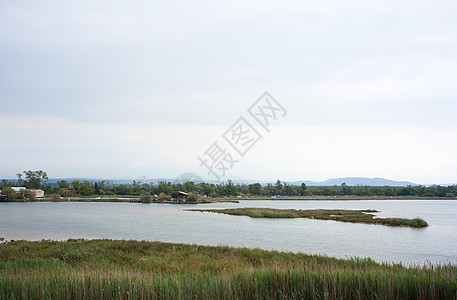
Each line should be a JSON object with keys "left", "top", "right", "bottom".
{"left": 151, "top": 177, "right": 418, "bottom": 186}
{"left": 41, "top": 177, "right": 417, "bottom": 186}
{"left": 288, "top": 177, "right": 417, "bottom": 187}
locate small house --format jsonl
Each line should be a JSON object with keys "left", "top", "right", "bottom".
{"left": 30, "top": 189, "right": 45, "bottom": 198}
{"left": 171, "top": 191, "right": 188, "bottom": 202}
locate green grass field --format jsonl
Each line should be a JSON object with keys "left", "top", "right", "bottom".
{"left": 0, "top": 239, "right": 455, "bottom": 299}
{"left": 189, "top": 208, "right": 429, "bottom": 228}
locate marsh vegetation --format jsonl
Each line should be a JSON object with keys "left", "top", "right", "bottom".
{"left": 0, "top": 239, "right": 455, "bottom": 299}
{"left": 190, "top": 208, "right": 429, "bottom": 228}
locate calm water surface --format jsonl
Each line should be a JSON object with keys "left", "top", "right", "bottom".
{"left": 1, "top": 200, "right": 456, "bottom": 266}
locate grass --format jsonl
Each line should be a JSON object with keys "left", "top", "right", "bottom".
{"left": 0, "top": 239, "right": 455, "bottom": 299}
{"left": 189, "top": 208, "right": 429, "bottom": 228}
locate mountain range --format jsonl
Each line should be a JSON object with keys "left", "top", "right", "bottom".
{"left": 287, "top": 177, "right": 417, "bottom": 187}
{"left": 43, "top": 177, "right": 419, "bottom": 186}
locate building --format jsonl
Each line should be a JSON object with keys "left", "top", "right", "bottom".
{"left": 11, "top": 187, "right": 26, "bottom": 192}
{"left": 30, "top": 189, "right": 45, "bottom": 198}
{"left": 171, "top": 191, "right": 188, "bottom": 202}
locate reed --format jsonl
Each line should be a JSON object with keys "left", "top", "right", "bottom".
{"left": 0, "top": 239, "right": 454, "bottom": 299}
{"left": 189, "top": 208, "right": 429, "bottom": 228}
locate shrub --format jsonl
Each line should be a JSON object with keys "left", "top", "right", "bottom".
{"left": 59, "top": 188, "right": 75, "bottom": 197}
{"left": 1, "top": 187, "right": 16, "bottom": 201}
{"left": 51, "top": 194, "right": 61, "bottom": 201}
{"left": 187, "top": 192, "right": 199, "bottom": 202}
{"left": 18, "top": 189, "right": 36, "bottom": 201}
{"left": 158, "top": 192, "right": 170, "bottom": 201}
{"left": 24, "top": 190, "right": 36, "bottom": 201}
{"left": 140, "top": 192, "right": 153, "bottom": 203}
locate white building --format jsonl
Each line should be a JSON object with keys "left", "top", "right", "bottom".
{"left": 30, "top": 189, "right": 45, "bottom": 198}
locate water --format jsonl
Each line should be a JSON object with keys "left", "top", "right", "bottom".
{"left": 1, "top": 200, "right": 456, "bottom": 266}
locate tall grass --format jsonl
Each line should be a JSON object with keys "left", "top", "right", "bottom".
{"left": 190, "top": 208, "right": 429, "bottom": 228}
{"left": 0, "top": 239, "right": 455, "bottom": 299}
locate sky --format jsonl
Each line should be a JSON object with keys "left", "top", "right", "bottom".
{"left": 1, "top": 0, "right": 456, "bottom": 184}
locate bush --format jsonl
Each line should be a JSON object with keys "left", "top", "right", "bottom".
{"left": 158, "top": 192, "right": 170, "bottom": 201}
{"left": 59, "top": 188, "right": 75, "bottom": 197}
{"left": 51, "top": 194, "right": 61, "bottom": 201}
{"left": 187, "top": 192, "right": 199, "bottom": 202}
{"left": 1, "top": 187, "right": 16, "bottom": 201}
{"left": 18, "top": 189, "right": 36, "bottom": 201}
{"left": 140, "top": 192, "right": 153, "bottom": 203}
{"left": 24, "top": 190, "right": 36, "bottom": 201}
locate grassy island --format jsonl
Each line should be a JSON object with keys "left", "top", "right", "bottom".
{"left": 0, "top": 239, "right": 455, "bottom": 299}
{"left": 189, "top": 208, "right": 429, "bottom": 228}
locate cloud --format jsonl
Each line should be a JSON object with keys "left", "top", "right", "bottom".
{"left": 232, "top": 124, "right": 457, "bottom": 184}
{"left": 1, "top": 0, "right": 456, "bottom": 182}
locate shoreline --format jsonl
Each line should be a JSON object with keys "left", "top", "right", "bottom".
{"left": 1, "top": 195, "right": 455, "bottom": 203}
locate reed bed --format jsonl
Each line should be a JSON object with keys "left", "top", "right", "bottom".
{"left": 189, "top": 208, "right": 429, "bottom": 228}
{"left": 0, "top": 239, "right": 455, "bottom": 299}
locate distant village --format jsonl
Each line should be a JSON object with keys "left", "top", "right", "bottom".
{"left": 0, "top": 187, "right": 196, "bottom": 203}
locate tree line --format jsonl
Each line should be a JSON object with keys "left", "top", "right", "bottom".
{"left": 1, "top": 171, "right": 456, "bottom": 198}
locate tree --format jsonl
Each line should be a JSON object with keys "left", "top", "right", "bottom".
{"left": 19, "top": 189, "right": 36, "bottom": 201}
{"left": 79, "top": 181, "right": 94, "bottom": 196}
{"left": 354, "top": 185, "right": 368, "bottom": 196}
{"left": 300, "top": 183, "right": 307, "bottom": 196}
{"left": 283, "top": 183, "right": 294, "bottom": 196}
{"left": 275, "top": 180, "right": 283, "bottom": 195}
{"left": 224, "top": 180, "right": 238, "bottom": 196}
{"left": 57, "top": 180, "right": 70, "bottom": 189}
{"left": 183, "top": 181, "right": 196, "bottom": 193}
{"left": 131, "top": 180, "right": 143, "bottom": 195}
{"left": 249, "top": 183, "right": 262, "bottom": 195}
{"left": 140, "top": 192, "right": 153, "bottom": 203}
{"left": 200, "top": 183, "right": 215, "bottom": 196}
{"left": 25, "top": 190, "right": 36, "bottom": 201}
{"left": 16, "top": 173, "right": 23, "bottom": 186}
{"left": 156, "top": 181, "right": 171, "bottom": 195}
{"left": 113, "top": 184, "right": 129, "bottom": 195}
{"left": 94, "top": 182, "right": 100, "bottom": 194}
{"left": 1, "top": 187, "right": 16, "bottom": 201}
{"left": 1, "top": 179, "right": 10, "bottom": 189}
{"left": 264, "top": 183, "right": 275, "bottom": 196}
{"left": 18, "top": 170, "right": 48, "bottom": 189}
{"left": 341, "top": 183, "right": 351, "bottom": 195}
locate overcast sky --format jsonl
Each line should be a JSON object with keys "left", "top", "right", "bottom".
{"left": 1, "top": 0, "right": 456, "bottom": 184}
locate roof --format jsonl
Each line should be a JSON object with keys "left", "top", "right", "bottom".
{"left": 172, "top": 191, "right": 188, "bottom": 195}
{"left": 12, "top": 187, "right": 26, "bottom": 192}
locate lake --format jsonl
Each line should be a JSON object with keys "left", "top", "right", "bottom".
{"left": 1, "top": 200, "right": 456, "bottom": 266}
